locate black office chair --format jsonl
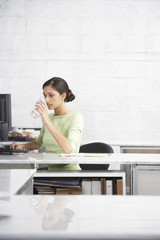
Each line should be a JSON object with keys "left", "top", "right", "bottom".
{"left": 79, "top": 142, "right": 114, "bottom": 170}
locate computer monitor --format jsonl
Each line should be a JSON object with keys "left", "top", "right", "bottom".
{"left": 0, "top": 94, "right": 12, "bottom": 131}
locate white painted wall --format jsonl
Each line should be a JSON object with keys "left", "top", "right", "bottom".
{"left": 0, "top": 0, "right": 160, "bottom": 145}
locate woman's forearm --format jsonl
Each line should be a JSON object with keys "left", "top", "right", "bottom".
{"left": 45, "top": 120, "right": 72, "bottom": 154}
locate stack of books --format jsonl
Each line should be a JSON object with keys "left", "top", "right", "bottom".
{"left": 33, "top": 178, "right": 82, "bottom": 195}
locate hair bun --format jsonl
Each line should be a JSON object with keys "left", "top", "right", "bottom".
{"left": 66, "top": 89, "right": 75, "bottom": 102}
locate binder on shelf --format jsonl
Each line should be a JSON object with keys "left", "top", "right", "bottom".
{"left": 82, "top": 178, "right": 92, "bottom": 195}
{"left": 101, "top": 178, "right": 106, "bottom": 195}
{"left": 113, "top": 179, "right": 117, "bottom": 195}
{"left": 106, "top": 180, "right": 113, "bottom": 195}
{"left": 91, "top": 178, "right": 101, "bottom": 195}
{"left": 117, "top": 179, "right": 123, "bottom": 195}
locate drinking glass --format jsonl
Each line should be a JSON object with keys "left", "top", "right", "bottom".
{"left": 30, "top": 95, "right": 45, "bottom": 119}
{"left": 30, "top": 109, "right": 40, "bottom": 119}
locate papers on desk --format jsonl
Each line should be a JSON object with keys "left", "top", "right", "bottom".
{"left": 59, "top": 153, "right": 108, "bottom": 157}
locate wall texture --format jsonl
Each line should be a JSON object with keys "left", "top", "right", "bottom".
{"left": 0, "top": 0, "right": 160, "bottom": 144}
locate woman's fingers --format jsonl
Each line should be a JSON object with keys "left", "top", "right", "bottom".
{"left": 10, "top": 142, "right": 16, "bottom": 148}
{"left": 10, "top": 142, "right": 23, "bottom": 149}
{"left": 35, "top": 100, "right": 48, "bottom": 114}
{"left": 35, "top": 101, "right": 47, "bottom": 110}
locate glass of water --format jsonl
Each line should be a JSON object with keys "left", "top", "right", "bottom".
{"left": 30, "top": 95, "right": 45, "bottom": 119}
{"left": 30, "top": 109, "right": 40, "bottom": 119}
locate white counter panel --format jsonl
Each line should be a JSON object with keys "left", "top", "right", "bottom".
{"left": 0, "top": 169, "right": 35, "bottom": 195}
{"left": 0, "top": 195, "right": 160, "bottom": 239}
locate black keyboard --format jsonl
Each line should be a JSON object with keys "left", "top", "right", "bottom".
{"left": 0, "top": 145, "right": 28, "bottom": 155}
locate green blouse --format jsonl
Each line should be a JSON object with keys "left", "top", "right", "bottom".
{"left": 35, "top": 111, "right": 83, "bottom": 170}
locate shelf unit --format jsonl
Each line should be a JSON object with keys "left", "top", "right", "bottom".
{"left": 33, "top": 170, "right": 126, "bottom": 195}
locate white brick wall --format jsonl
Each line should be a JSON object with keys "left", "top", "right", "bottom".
{"left": 0, "top": 0, "right": 160, "bottom": 145}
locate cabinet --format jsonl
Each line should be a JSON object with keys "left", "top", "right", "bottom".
{"left": 33, "top": 171, "right": 126, "bottom": 195}
{"left": 132, "top": 164, "right": 160, "bottom": 195}
{"left": 121, "top": 146, "right": 160, "bottom": 195}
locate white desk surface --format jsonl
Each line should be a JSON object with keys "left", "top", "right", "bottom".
{"left": 0, "top": 169, "right": 35, "bottom": 196}
{"left": 0, "top": 195, "right": 160, "bottom": 239}
{"left": 2, "top": 140, "right": 160, "bottom": 147}
{"left": 1, "top": 152, "right": 160, "bottom": 164}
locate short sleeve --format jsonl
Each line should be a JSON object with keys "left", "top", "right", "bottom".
{"left": 35, "top": 125, "right": 45, "bottom": 149}
{"left": 68, "top": 113, "right": 83, "bottom": 153}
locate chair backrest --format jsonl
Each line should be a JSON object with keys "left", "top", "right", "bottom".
{"left": 79, "top": 142, "right": 114, "bottom": 170}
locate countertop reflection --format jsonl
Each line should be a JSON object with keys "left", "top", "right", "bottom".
{"left": 0, "top": 195, "right": 160, "bottom": 239}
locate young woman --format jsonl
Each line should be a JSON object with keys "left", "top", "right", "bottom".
{"left": 11, "top": 77, "right": 83, "bottom": 170}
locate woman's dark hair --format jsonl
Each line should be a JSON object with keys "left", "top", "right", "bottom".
{"left": 43, "top": 77, "right": 75, "bottom": 102}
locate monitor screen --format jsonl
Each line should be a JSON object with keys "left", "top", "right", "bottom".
{"left": 0, "top": 94, "right": 12, "bottom": 131}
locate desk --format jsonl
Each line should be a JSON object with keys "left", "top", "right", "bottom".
{"left": 1, "top": 152, "right": 160, "bottom": 165}
{"left": 0, "top": 169, "right": 36, "bottom": 196}
{"left": 0, "top": 195, "right": 160, "bottom": 239}
{"left": 1, "top": 152, "right": 160, "bottom": 195}
{"left": 0, "top": 154, "right": 160, "bottom": 239}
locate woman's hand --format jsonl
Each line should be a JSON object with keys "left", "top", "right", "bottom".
{"left": 35, "top": 100, "right": 50, "bottom": 125}
{"left": 10, "top": 142, "right": 25, "bottom": 149}
{"left": 10, "top": 141, "right": 38, "bottom": 151}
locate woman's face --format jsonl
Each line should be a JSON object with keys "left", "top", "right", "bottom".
{"left": 43, "top": 85, "right": 65, "bottom": 110}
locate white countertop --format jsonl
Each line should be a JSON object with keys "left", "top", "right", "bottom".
{"left": 0, "top": 169, "right": 35, "bottom": 196}
{"left": 2, "top": 140, "right": 160, "bottom": 147}
{"left": 1, "top": 152, "right": 160, "bottom": 165}
{"left": 0, "top": 195, "right": 160, "bottom": 239}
